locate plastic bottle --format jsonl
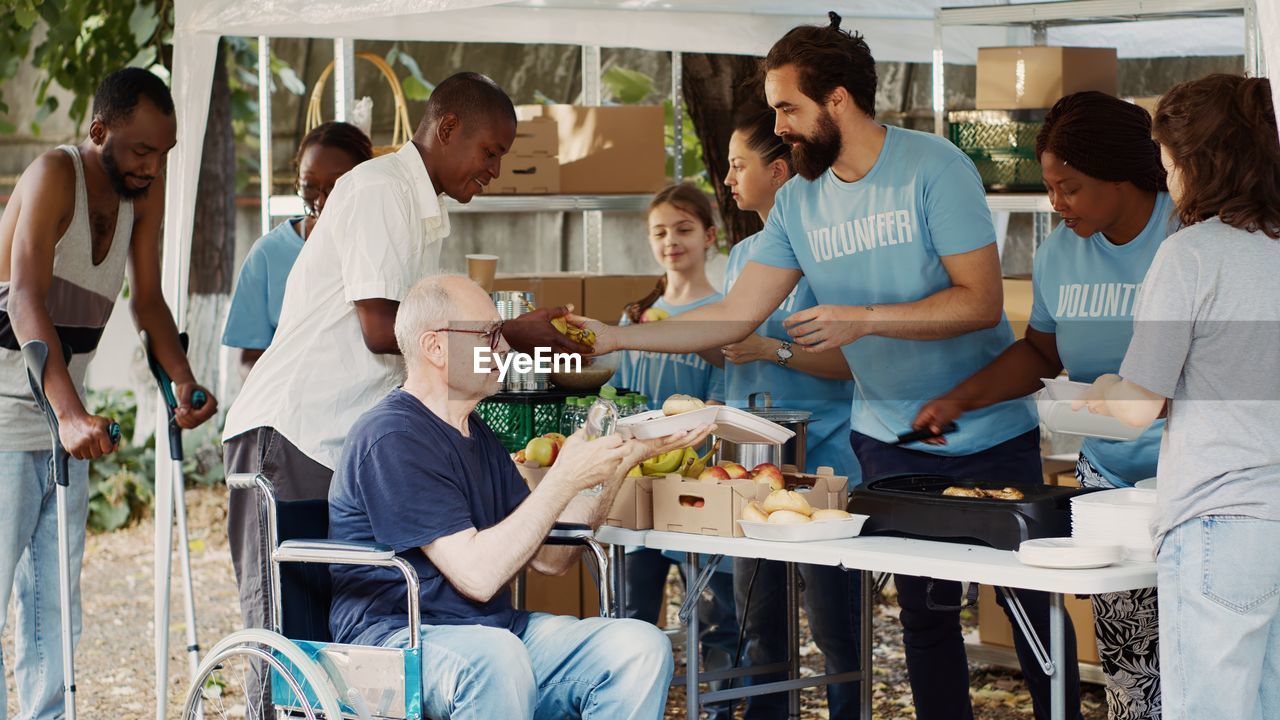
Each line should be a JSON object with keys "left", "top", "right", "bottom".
{"left": 581, "top": 386, "right": 621, "bottom": 496}
{"left": 559, "top": 397, "right": 581, "bottom": 435}
{"left": 635, "top": 394, "right": 651, "bottom": 414}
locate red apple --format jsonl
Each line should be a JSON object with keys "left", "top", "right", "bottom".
{"left": 718, "top": 461, "right": 748, "bottom": 480}
{"left": 525, "top": 437, "right": 558, "bottom": 467}
{"left": 514, "top": 449, "right": 527, "bottom": 464}
{"left": 750, "top": 463, "right": 785, "bottom": 491}
{"left": 698, "top": 466, "right": 731, "bottom": 482}
{"left": 542, "top": 432, "right": 566, "bottom": 449}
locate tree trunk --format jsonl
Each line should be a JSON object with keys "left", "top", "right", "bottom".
{"left": 186, "top": 39, "right": 235, "bottom": 413}
{"left": 681, "top": 53, "right": 766, "bottom": 247}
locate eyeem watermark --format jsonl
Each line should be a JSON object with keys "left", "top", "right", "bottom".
{"left": 475, "top": 347, "right": 582, "bottom": 382}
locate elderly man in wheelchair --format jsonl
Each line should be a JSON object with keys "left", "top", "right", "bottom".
{"left": 191, "top": 274, "right": 711, "bottom": 720}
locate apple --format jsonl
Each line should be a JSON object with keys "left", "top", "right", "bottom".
{"left": 679, "top": 497, "right": 707, "bottom": 508}
{"left": 514, "top": 449, "right": 527, "bottom": 464}
{"left": 698, "top": 466, "right": 731, "bottom": 482}
{"left": 717, "top": 461, "right": 748, "bottom": 480}
{"left": 542, "top": 432, "right": 566, "bottom": 449}
{"left": 750, "top": 463, "right": 784, "bottom": 491}
{"left": 640, "top": 307, "right": 670, "bottom": 323}
{"left": 525, "top": 437, "right": 558, "bottom": 467}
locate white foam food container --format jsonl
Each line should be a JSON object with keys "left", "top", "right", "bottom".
{"left": 737, "top": 514, "right": 869, "bottom": 543}
{"left": 1015, "top": 538, "right": 1125, "bottom": 569}
{"left": 618, "top": 406, "right": 796, "bottom": 444}
{"left": 1036, "top": 378, "right": 1148, "bottom": 441}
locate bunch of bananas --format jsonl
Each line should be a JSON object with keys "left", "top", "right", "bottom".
{"left": 551, "top": 317, "right": 596, "bottom": 347}
{"left": 627, "top": 441, "right": 720, "bottom": 479}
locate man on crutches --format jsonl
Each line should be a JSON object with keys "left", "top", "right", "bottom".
{"left": 0, "top": 67, "right": 217, "bottom": 720}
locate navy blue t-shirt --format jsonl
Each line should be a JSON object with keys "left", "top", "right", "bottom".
{"left": 328, "top": 388, "right": 532, "bottom": 646}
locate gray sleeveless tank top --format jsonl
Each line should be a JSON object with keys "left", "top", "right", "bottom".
{"left": 0, "top": 145, "right": 133, "bottom": 451}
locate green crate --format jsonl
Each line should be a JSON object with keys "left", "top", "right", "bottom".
{"left": 476, "top": 390, "right": 570, "bottom": 453}
{"left": 947, "top": 111, "right": 1044, "bottom": 192}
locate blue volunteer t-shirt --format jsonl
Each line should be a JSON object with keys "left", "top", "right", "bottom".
{"left": 328, "top": 388, "right": 532, "bottom": 646}
{"left": 615, "top": 294, "right": 726, "bottom": 404}
{"left": 723, "top": 234, "right": 860, "bottom": 482}
{"left": 222, "top": 218, "right": 305, "bottom": 350}
{"left": 750, "top": 125, "right": 1036, "bottom": 455}
{"left": 1030, "top": 192, "right": 1179, "bottom": 486}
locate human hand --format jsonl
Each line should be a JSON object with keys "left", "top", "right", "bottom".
{"left": 1072, "top": 374, "right": 1121, "bottom": 416}
{"left": 783, "top": 305, "right": 866, "bottom": 353}
{"left": 57, "top": 412, "right": 118, "bottom": 460}
{"left": 504, "top": 305, "right": 594, "bottom": 356}
{"left": 174, "top": 382, "right": 218, "bottom": 429}
{"left": 911, "top": 396, "right": 969, "bottom": 446}
{"left": 720, "top": 334, "right": 777, "bottom": 365}
{"left": 550, "top": 429, "right": 631, "bottom": 492}
{"left": 564, "top": 313, "right": 616, "bottom": 355}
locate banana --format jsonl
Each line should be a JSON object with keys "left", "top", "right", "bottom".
{"left": 682, "top": 441, "right": 720, "bottom": 478}
{"left": 545, "top": 311, "right": 597, "bottom": 347}
{"left": 675, "top": 447, "right": 699, "bottom": 475}
{"left": 641, "top": 448, "right": 686, "bottom": 475}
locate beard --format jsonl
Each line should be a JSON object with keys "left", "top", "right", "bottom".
{"left": 101, "top": 139, "right": 153, "bottom": 199}
{"left": 782, "top": 110, "right": 843, "bottom": 181}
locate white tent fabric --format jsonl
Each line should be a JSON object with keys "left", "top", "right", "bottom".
{"left": 155, "top": 0, "right": 1265, "bottom": 715}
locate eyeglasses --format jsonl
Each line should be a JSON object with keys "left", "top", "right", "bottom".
{"left": 295, "top": 180, "right": 335, "bottom": 217}
{"left": 430, "top": 322, "right": 504, "bottom": 352}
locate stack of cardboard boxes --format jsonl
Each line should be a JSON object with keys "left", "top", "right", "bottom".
{"left": 491, "top": 272, "right": 661, "bottom": 325}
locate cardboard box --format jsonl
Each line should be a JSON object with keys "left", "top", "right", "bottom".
{"left": 1041, "top": 456, "right": 1075, "bottom": 488}
{"left": 492, "top": 273, "right": 585, "bottom": 313}
{"left": 977, "top": 584, "right": 1100, "bottom": 664}
{"left": 582, "top": 274, "right": 662, "bottom": 325}
{"left": 515, "top": 105, "right": 667, "bottom": 194}
{"left": 606, "top": 474, "right": 656, "bottom": 530}
{"left": 977, "top": 47, "right": 1118, "bottom": 110}
{"left": 488, "top": 154, "right": 561, "bottom": 194}
{"left": 510, "top": 117, "right": 558, "bottom": 157}
{"left": 653, "top": 467, "right": 852, "bottom": 537}
{"left": 780, "top": 465, "right": 850, "bottom": 512}
{"left": 1004, "top": 276, "right": 1034, "bottom": 340}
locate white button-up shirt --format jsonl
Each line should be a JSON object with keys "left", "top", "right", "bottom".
{"left": 223, "top": 141, "right": 450, "bottom": 469}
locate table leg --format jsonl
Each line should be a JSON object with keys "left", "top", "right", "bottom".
{"left": 1050, "top": 592, "right": 1065, "bottom": 720}
{"left": 787, "top": 562, "right": 800, "bottom": 719}
{"left": 687, "top": 553, "right": 701, "bottom": 720}
{"left": 860, "top": 570, "right": 873, "bottom": 720}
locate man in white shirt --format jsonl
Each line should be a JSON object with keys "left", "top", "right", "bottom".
{"left": 221, "top": 72, "right": 585, "bottom": 713}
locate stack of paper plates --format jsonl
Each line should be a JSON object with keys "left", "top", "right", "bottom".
{"left": 1016, "top": 538, "right": 1125, "bottom": 569}
{"left": 1072, "top": 488, "right": 1158, "bottom": 561}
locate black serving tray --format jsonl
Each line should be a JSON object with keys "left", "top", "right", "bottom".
{"left": 846, "top": 474, "right": 1102, "bottom": 551}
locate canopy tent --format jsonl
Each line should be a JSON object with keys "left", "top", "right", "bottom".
{"left": 155, "top": 0, "right": 1275, "bottom": 716}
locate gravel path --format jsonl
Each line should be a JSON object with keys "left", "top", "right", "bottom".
{"left": 5, "top": 484, "right": 1106, "bottom": 719}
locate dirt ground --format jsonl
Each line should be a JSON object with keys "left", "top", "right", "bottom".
{"left": 4, "top": 484, "right": 1106, "bottom": 719}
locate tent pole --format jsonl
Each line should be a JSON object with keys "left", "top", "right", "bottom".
{"left": 931, "top": 16, "right": 944, "bottom": 136}
{"left": 334, "top": 38, "right": 355, "bottom": 121}
{"left": 671, "top": 51, "right": 683, "bottom": 184}
{"left": 581, "top": 46, "right": 603, "bottom": 274}
{"left": 258, "top": 36, "right": 273, "bottom": 237}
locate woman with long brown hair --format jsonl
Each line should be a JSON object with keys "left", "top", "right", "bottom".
{"left": 1078, "top": 74, "right": 1280, "bottom": 720}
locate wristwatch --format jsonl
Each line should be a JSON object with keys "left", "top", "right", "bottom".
{"left": 775, "top": 340, "right": 794, "bottom": 367}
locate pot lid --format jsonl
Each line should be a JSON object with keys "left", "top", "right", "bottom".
{"left": 746, "top": 407, "right": 811, "bottom": 424}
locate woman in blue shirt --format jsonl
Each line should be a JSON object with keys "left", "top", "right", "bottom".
{"left": 720, "top": 105, "right": 864, "bottom": 719}
{"left": 613, "top": 183, "right": 736, "bottom": 719}
{"left": 222, "top": 122, "right": 372, "bottom": 376}
{"left": 914, "top": 92, "right": 1173, "bottom": 720}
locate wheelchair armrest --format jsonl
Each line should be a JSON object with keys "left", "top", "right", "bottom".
{"left": 275, "top": 539, "right": 396, "bottom": 564}
{"left": 544, "top": 522, "right": 595, "bottom": 546}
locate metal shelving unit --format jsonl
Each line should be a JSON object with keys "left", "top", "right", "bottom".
{"left": 933, "top": 0, "right": 1263, "bottom": 248}
{"left": 259, "top": 41, "right": 683, "bottom": 274}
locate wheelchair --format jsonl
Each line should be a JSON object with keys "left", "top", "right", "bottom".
{"left": 183, "top": 473, "right": 615, "bottom": 720}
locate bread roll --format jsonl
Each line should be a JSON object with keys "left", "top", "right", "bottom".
{"left": 810, "top": 508, "right": 853, "bottom": 521}
{"left": 662, "top": 394, "right": 706, "bottom": 416}
{"left": 762, "top": 489, "right": 813, "bottom": 516}
{"left": 741, "top": 501, "right": 769, "bottom": 523}
{"left": 767, "top": 510, "right": 812, "bottom": 525}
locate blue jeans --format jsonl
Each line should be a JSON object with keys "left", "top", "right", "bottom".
{"left": 733, "top": 558, "right": 862, "bottom": 719}
{"left": 0, "top": 450, "right": 89, "bottom": 720}
{"left": 383, "top": 613, "right": 673, "bottom": 719}
{"left": 1158, "top": 516, "right": 1280, "bottom": 720}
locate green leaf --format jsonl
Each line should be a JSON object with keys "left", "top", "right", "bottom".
{"left": 0, "top": 119, "right": 15, "bottom": 134}
{"left": 15, "top": 4, "right": 38, "bottom": 29}
{"left": 602, "top": 66, "right": 654, "bottom": 105}
{"left": 396, "top": 52, "right": 427, "bottom": 84}
{"left": 128, "top": 3, "right": 160, "bottom": 47}
{"left": 401, "top": 75, "right": 432, "bottom": 102}
{"left": 276, "top": 66, "right": 306, "bottom": 96}
{"left": 385, "top": 46, "right": 400, "bottom": 68}
{"left": 129, "top": 45, "right": 157, "bottom": 69}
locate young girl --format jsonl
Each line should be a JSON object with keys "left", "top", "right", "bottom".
{"left": 915, "top": 91, "right": 1174, "bottom": 720}
{"left": 614, "top": 182, "right": 736, "bottom": 720}
{"left": 1078, "top": 74, "right": 1280, "bottom": 720}
{"left": 222, "top": 122, "right": 372, "bottom": 375}
{"left": 721, "top": 105, "right": 863, "bottom": 719}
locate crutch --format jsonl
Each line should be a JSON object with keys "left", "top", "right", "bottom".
{"left": 143, "top": 330, "right": 206, "bottom": 719}
{"left": 22, "top": 340, "right": 120, "bottom": 720}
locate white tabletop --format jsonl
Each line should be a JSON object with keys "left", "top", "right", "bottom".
{"left": 595, "top": 525, "right": 651, "bottom": 547}
{"left": 640, "top": 530, "right": 1157, "bottom": 596}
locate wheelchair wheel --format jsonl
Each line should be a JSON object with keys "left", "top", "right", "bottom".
{"left": 182, "top": 628, "right": 343, "bottom": 720}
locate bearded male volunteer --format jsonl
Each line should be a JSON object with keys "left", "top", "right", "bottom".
{"left": 575, "top": 15, "right": 1083, "bottom": 720}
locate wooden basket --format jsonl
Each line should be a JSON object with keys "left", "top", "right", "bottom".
{"left": 306, "top": 51, "right": 412, "bottom": 157}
